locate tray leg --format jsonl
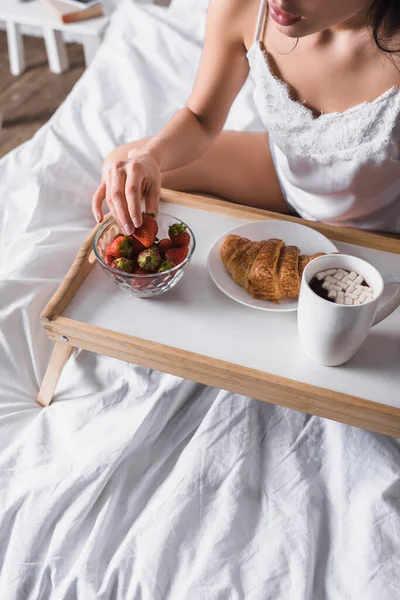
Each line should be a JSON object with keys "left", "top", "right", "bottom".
{"left": 37, "top": 342, "right": 74, "bottom": 407}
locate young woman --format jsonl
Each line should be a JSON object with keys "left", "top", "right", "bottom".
{"left": 92, "top": 0, "right": 400, "bottom": 234}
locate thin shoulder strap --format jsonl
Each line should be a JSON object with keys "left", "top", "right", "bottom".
{"left": 254, "top": 0, "right": 268, "bottom": 42}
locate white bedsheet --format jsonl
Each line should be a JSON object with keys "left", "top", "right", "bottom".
{"left": 1, "top": 2, "right": 400, "bottom": 598}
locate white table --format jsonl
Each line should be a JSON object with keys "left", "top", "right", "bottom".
{"left": 0, "top": 0, "right": 109, "bottom": 75}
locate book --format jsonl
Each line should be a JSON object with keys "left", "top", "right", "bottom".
{"left": 40, "top": 0, "right": 103, "bottom": 23}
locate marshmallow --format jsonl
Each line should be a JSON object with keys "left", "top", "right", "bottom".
{"left": 333, "top": 272, "right": 344, "bottom": 281}
{"left": 315, "top": 271, "right": 327, "bottom": 281}
{"left": 315, "top": 268, "right": 374, "bottom": 305}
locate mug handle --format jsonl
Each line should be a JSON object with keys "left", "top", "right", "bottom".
{"left": 373, "top": 275, "right": 400, "bottom": 326}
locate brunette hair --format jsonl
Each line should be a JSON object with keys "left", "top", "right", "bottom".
{"left": 369, "top": 0, "right": 400, "bottom": 52}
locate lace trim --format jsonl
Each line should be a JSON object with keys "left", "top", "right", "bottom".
{"left": 247, "top": 42, "right": 400, "bottom": 164}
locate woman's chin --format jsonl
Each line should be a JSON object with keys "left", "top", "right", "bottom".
{"left": 276, "top": 27, "right": 300, "bottom": 38}
{"left": 273, "top": 21, "right": 311, "bottom": 39}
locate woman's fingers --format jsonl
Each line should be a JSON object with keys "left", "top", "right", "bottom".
{"left": 145, "top": 180, "right": 161, "bottom": 215}
{"left": 125, "top": 166, "right": 143, "bottom": 229}
{"left": 92, "top": 181, "right": 106, "bottom": 222}
{"left": 110, "top": 163, "right": 135, "bottom": 236}
{"left": 96, "top": 152, "right": 162, "bottom": 233}
{"left": 106, "top": 169, "right": 124, "bottom": 233}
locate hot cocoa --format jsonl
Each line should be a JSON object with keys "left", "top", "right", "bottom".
{"left": 309, "top": 268, "right": 373, "bottom": 305}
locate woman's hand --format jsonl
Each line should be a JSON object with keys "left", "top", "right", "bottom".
{"left": 92, "top": 149, "right": 161, "bottom": 234}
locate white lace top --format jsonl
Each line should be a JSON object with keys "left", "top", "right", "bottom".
{"left": 247, "top": 0, "right": 400, "bottom": 232}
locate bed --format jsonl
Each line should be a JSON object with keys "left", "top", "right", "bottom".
{"left": 0, "top": 1, "right": 399, "bottom": 598}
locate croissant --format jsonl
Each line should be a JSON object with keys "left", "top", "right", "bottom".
{"left": 220, "top": 234, "right": 324, "bottom": 303}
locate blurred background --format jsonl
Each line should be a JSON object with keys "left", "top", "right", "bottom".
{"left": 0, "top": 33, "right": 84, "bottom": 158}
{"left": 0, "top": 0, "right": 169, "bottom": 158}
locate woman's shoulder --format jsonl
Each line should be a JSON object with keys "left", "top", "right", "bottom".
{"left": 206, "top": 0, "right": 261, "bottom": 47}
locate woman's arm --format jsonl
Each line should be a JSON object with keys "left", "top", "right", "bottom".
{"left": 93, "top": 0, "right": 250, "bottom": 232}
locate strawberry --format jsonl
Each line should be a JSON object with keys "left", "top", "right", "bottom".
{"left": 168, "top": 223, "right": 190, "bottom": 247}
{"left": 114, "top": 257, "right": 135, "bottom": 273}
{"left": 113, "top": 233, "right": 124, "bottom": 241}
{"left": 105, "top": 243, "right": 114, "bottom": 257}
{"left": 137, "top": 247, "right": 161, "bottom": 272}
{"left": 158, "top": 259, "right": 175, "bottom": 272}
{"left": 106, "top": 235, "right": 133, "bottom": 259}
{"left": 129, "top": 236, "right": 146, "bottom": 257}
{"left": 130, "top": 213, "right": 158, "bottom": 249}
{"left": 131, "top": 267, "right": 152, "bottom": 290}
{"left": 165, "top": 246, "right": 189, "bottom": 266}
{"left": 133, "top": 266, "right": 148, "bottom": 275}
{"left": 157, "top": 238, "right": 173, "bottom": 254}
{"left": 104, "top": 254, "right": 117, "bottom": 268}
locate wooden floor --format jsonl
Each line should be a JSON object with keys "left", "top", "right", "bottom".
{"left": 0, "top": 32, "right": 85, "bottom": 158}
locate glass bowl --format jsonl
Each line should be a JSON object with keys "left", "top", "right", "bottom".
{"left": 93, "top": 212, "right": 196, "bottom": 298}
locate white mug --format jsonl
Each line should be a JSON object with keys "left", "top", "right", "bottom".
{"left": 298, "top": 254, "right": 400, "bottom": 366}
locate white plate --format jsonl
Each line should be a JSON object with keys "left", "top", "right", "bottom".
{"left": 207, "top": 220, "right": 338, "bottom": 312}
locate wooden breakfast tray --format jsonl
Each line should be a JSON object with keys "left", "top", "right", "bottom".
{"left": 39, "top": 190, "right": 400, "bottom": 437}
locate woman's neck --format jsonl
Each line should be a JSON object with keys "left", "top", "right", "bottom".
{"left": 331, "top": 6, "right": 369, "bottom": 33}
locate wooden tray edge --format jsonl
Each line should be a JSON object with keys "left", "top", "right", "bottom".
{"left": 40, "top": 215, "right": 112, "bottom": 324}
{"left": 43, "top": 315, "right": 400, "bottom": 437}
{"left": 160, "top": 189, "right": 400, "bottom": 254}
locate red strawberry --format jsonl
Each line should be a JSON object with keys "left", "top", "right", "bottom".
{"left": 137, "top": 247, "right": 162, "bottom": 272}
{"left": 113, "top": 233, "right": 124, "bottom": 241}
{"left": 129, "top": 236, "right": 146, "bottom": 257}
{"left": 168, "top": 223, "right": 190, "bottom": 247}
{"left": 106, "top": 235, "right": 133, "bottom": 259}
{"left": 131, "top": 267, "right": 152, "bottom": 290}
{"left": 165, "top": 246, "right": 189, "bottom": 266}
{"left": 104, "top": 254, "right": 117, "bottom": 268}
{"left": 130, "top": 213, "right": 158, "bottom": 249}
{"left": 114, "top": 257, "right": 135, "bottom": 273}
{"left": 157, "top": 238, "right": 173, "bottom": 254}
{"left": 158, "top": 259, "right": 175, "bottom": 272}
